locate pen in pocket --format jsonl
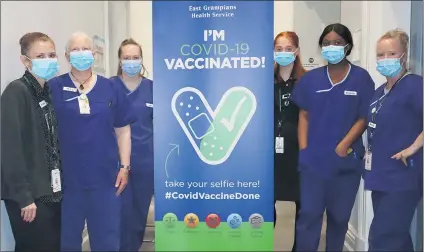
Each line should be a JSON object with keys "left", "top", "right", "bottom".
{"left": 347, "top": 148, "right": 358, "bottom": 159}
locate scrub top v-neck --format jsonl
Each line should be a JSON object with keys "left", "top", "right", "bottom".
{"left": 364, "top": 73, "right": 423, "bottom": 192}
{"left": 49, "top": 73, "right": 136, "bottom": 189}
{"left": 110, "top": 76, "right": 154, "bottom": 172}
{"left": 290, "top": 64, "right": 375, "bottom": 177}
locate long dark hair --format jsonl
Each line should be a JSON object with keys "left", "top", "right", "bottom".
{"left": 274, "top": 31, "right": 306, "bottom": 84}
{"left": 117, "top": 38, "right": 147, "bottom": 77}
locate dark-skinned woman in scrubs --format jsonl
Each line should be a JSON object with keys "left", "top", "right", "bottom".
{"left": 364, "top": 29, "right": 423, "bottom": 252}
{"left": 290, "top": 23, "right": 375, "bottom": 251}
{"left": 48, "top": 32, "right": 136, "bottom": 251}
{"left": 273, "top": 31, "right": 306, "bottom": 252}
{"left": 110, "top": 38, "right": 153, "bottom": 252}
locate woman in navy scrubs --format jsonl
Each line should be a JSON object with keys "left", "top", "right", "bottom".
{"left": 110, "top": 38, "right": 154, "bottom": 252}
{"left": 49, "top": 32, "right": 136, "bottom": 251}
{"left": 365, "top": 29, "right": 423, "bottom": 251}
{"left": 290, "top": 23, "right": 375, "bottom": 251}
{"left": 273, "top": 31, "right": 306, "bottom": 252}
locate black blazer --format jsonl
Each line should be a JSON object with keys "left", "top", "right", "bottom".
{"left": 1, "top": 78, "right": 52, "bottom": 208}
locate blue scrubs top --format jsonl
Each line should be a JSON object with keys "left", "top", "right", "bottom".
{"left": 49, "top": 74, "right": 136, "bottom": 189}
{"left": 364, "top": 74, "right": 423, "bottom": 192}
{"left": 290, "top": 64, "right": 375, "bottom": 177}
{"left": 110, "top": 76, "right": 153, "bottom": 172}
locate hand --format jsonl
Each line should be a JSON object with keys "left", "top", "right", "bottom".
{"left": 299, "top": 145, "right": 307, "bottom": 151}
{"left": 21, "top": 203, "right": 37, "bottom": 223}
{"left": 335, "top": 143, "right": 349, "bottom": 157}
{"left": 115, "top": 168, "right": 129, "bottom": 196}
{"left": 391, "top": 146, "right": 419, "bottom": 166}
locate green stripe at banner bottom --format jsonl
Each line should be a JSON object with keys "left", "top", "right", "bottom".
{"left": 155, "top": 221, "right": 274, "bottom": 251}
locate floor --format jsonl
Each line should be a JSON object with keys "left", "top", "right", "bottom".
{"left": 82, "top": 200, "right": 329, "bottom": 251}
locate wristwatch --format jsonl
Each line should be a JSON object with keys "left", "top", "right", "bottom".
{"left": 120, "top": 164, "right": 131, "bottom": 171}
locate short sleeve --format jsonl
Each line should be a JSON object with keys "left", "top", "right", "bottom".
{"left": 358, "top": 71, "right": 375, "bottom": 118}
{"left": 47, "top": 76, "right": 60, "bottom": 105}
{"left": 290, "top": 74, "right": 310, "bottom": 111}
{"left": 113, "top": 83, "right": 137, "bottom": 128}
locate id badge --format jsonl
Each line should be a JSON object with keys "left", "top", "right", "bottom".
{"left": 51, "top": 169, "right": 62, "bottom": 193}
{"left": 78, "top": 94, "right": 90, "bottom": 114}
{"left": 275, "top": 137, "right": 284, "bottom": 154}
{"left": 365, "top": 152, "right": 372, "bottom": 171}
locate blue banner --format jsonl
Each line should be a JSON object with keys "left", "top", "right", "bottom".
{"left": 153, "top": 1, "right": 274, "bottom": 250}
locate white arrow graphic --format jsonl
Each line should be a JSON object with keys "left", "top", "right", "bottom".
{"left": 165, "top": 143, "right": 179, "bottom": 179}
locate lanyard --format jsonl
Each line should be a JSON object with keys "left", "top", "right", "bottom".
{"left": 24, "top": 76, "right": 60, "bottom": 167}
{"left": 277, "top": 84, "right": 292, "bottom": 135}
{"left": 368, "top": 73, "right": 408, "bottom": 150}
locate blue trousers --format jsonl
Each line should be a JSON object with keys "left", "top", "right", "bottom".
{"left": 296, "top": 171, "right": 361, "bottom": 251}
{"left": 120, "top": 170, "right": 154, "bottom": 251}
{"left": 61, "top": 188, "right": 121, "bottom": 251}
{"left": 368, "top": 190, "right": 421, "bottom": 251}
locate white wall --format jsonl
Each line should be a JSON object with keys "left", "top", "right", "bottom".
{"left": 293, "top": 1, "right": 341, "bottom": 70}
{"left": 342, "top": 1, "right": 413, "bottom": 251}
{"left": 274, "top": 1, "right": 295, "bottom": 35}
{"left": 0, "top": 1, "right": 110, "bottom": 93}
{"left": 108, "top": 1, "right": 129, "bottom": 76}
{"left": 0, "top": 1, "right": 114, "bottom": 249}
{"left": 128, "top": 1, "right": 153, "bottom": 80}
{"left": 365, "top": 1, "right": 412, "bottom": 87}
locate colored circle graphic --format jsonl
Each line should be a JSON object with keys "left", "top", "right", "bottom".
{"left": 227, "top": 213, "right": 242, "bottom": 228}
{"left": 184, "top": 213, "right": 199, "bottom": 228}
{"left": 248, "top": 213, "right": 264, "bottom": 228}
{"left": 205, "top": 213, "right": 221, "bottom": 228}
{"left": 162, "top": 213, "right": 178, "bottom": 228}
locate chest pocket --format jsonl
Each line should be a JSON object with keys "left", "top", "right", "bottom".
{"left": 144, "top": 101, "right": 153, "bottom": 119}
{"left": 134, "top": 100, "right": 153, "bottom": 123}
{"left": 377, "top": 95, "right": 408, "bottom": 126}
{"left": 87, "top": 94, "right": 116, "bottom": 125}
{"left": 60, "top": 89, "right": 115, "bottom": 122}
{"left": 333, "top": 86, "right": 360, "bottom": 116}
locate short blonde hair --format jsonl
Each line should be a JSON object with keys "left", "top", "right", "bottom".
{"left": 378, "top": 28, "right": 409, "bottom": 57}
{"left": 65, "top": 31, "right": 93, "bottom": 53}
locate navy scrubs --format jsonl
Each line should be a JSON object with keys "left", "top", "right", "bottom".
{"left": 290, "top": 64, "right": 375, "bottom": 251}
{"left": 110, "top": 76, "right": 154, "bottom": 251}
{"left": 364, "top": 73, "right": 423, "bottom": 251}
{"left": 49, "top": 74, "right": 136, "bottom": 251}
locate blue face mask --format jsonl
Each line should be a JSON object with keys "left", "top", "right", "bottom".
{"left": 274, "top": 52, "right": 296, "bottom": 66}
{"left": 69, "top": 50, "right": 94, "bottom": 71}
{"left": 122, "top": 60, "right": 142, "bottom": 77}
{"left": 28, "top": 57, "right": 59, "bottom": 80}
{"left": 321, "top": 45, "right": 346, "bottom": 64}
{"left": 376, "top": 56, "right": 404, "bottom": 78}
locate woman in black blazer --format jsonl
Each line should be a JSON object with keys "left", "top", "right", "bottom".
{"left": 273, "top": 31, "right": 307, "bottom": 252}
{"left": 1, "top": 32, "right": 62, "bottom": 251}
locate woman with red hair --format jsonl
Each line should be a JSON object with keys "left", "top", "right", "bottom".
{"left": 273, "top": 31, "right": 306, "bottom": 252}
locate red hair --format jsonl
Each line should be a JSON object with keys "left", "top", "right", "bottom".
{"left": 274, "top": 31, "right": 306, "bottom": 83}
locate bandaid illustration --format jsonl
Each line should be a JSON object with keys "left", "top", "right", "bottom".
{"left": 171, "top": 86, "right": 257, "bottom": 165}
